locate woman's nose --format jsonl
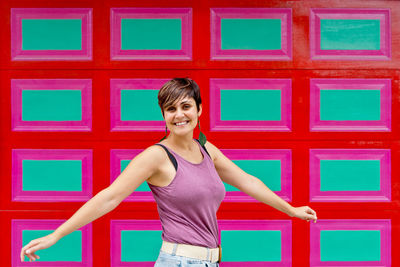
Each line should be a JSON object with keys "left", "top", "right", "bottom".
{"left": 175, "top": 108, "right": 185, "bottom": 117}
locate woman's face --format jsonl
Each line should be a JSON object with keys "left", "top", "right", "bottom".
{"left": 163, "top": 96, "right": 202, "bottom": 137}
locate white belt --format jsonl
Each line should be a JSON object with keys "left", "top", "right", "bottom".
{"left": 161, "top": 240, "right": 221, "bottom": 263}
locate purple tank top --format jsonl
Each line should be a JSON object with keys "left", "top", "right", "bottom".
{"left": 148, "top": 141, "right": 226, "bottom": 248}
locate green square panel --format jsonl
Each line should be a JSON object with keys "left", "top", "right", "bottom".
{"left": 221, "top": 230, "right": 282, "bottom": 262}
{"left": 121, "top": 230, "right": 162, "bottom": 262}
{"left": 22, "top": 230, "right": 82, "bottom": 261}
{"left": 221, "top": 89, "right": 281, "bottom": 121}
{"left": 121, "top": 160, "right": 150, "bottom": 191}
{"left": 224, "top": 160, "right": 281, "bottom": 192}
{"left": 320, "top": 89, "right": 381, "bottom": 121}
{"left": 22, "top": 90, "right": 82, "bottom": 121}
{"left": 22, "top": 160, "right": 82, "bottom": 191}
{"left": 320, "top": 230, "right": 381, "bottom": 261}
{"left": 120, "top": 90, "right": 164, "bottom": 121}
{"left": 320, "top": 19, "right": 380, "bottom": 50}
{"left": 221, "top": 19, "right": 281, "bottom": 50}
{"left": 320, "top": 160, "right": 381, "bottom": 191}
{"left": 121, "top": 19, "right": 182, "bottom": 50}
{"left": 22, "top": 19, "right": 82, "bottom": 50}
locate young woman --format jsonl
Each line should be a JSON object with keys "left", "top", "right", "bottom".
{"left": 20, "top": 78, "right": 317, "bottom": 266}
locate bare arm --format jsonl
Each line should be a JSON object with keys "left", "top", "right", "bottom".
{"left": 205, "top": 141, "right": 317, "bottom": 221}
{"left": 21, "top": 145, "right": 164, "bottom": 262}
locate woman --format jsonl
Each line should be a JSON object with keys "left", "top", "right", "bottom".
{"left": 20, "top": 78, "right": 317, "bottom": 266}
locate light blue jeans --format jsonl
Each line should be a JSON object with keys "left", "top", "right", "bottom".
{"left": 154, "top": 247, "right": 220, "bottom": 267}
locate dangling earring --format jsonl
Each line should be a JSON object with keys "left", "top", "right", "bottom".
{"left": 159, "top": 125, "right": 168, "bottom": 142}
{"left": 198, "top": 120, "right": 207, "bottom": 146}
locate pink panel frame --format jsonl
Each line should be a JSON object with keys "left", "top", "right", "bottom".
{"left": 110, "top": 8, "right": 192, "bottom": 61}
{"left": 210, "top": 8, "right": 292, "bottom": 61}
{"left": 110, "top": 79, "right": 168, "bottom": 131}
{"left": 221, "top": 149, "right": 292, "bottom": 202}
{"left": 110, "top": 220, "right": 162, "bottom": 267}
{"left": 11, "top": 79, "right": 92, "bottom": 132}
{"left": 11, "top": 8, "right": 92, "bottom": 61}
{"left": 310, "top": 79, "right": 391, "bottom": 132}
{"left": 110, "top": 149, "right": 154, "bottom": 202}
{"left": 218, "top": 220, "right": 292, "bottom": 266}
{"left": 310, "top": 8, "right": 391, "bottom": 60}
{"left": 309, "top": 149, "right": 391, "bottom": 202}
{"left": 12, "top": 149, "right": 93, "bottom": 202}
{"left": 310, "top": 219, "right": 391, "bottom": 267}
{"left": 12, "top": 219, "right": 92, "bottom": 267}
{"left": 210, "top": 78, "right": 292, "bottom": 132}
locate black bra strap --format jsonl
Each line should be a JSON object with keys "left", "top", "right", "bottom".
{"left": 154, "top": 144, "right": 178, "bottom": 171}
{"left": 195, "top": 139, "right": 211, "bottom": 158}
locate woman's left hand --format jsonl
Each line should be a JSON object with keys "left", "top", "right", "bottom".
{"left": 290, "top": 206, "right": 317, "bottom": 223}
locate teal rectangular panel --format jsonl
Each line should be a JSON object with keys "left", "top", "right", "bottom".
{"left": 221, "top": 19, "right": 281, "bottom": 50}
{"left": 22, "top": 230, "right": 82, "bottom": 261}
{"left": 22, "top": 19, "right": 82, "bottom": 50}
{"left": 121, "top": 90, "right": 164, "bottom": 121}
{"left": 22, "top": 90, "right": 82, "bottom": 121}
{"left": 121, "top": 160, "right": 150, "bottom": 191}
{"left": 320, "top": 19, "right": 380, "bottom": 50}
{"left": 221, "top": 90, "right": 281, "bottom": 121}
{"left": 320, "top": 89, "right": 381, "bottom": 121}
{"left": 22, "top": 160, "right": 82, "bottom": 191}
{"left": 121, "top": 19, "right": 182, "bottom": 50}
{"left": 221, "top": 230, "right": 281, "bottom": 261}
{"left": 320, "top": 160, "right": 381, "bottom": 191}
{"left": 225, "top": 160, "right": 281, "bottom": 192}
{"left": 320, "top": 230, "right": 381, "bottom": 261}
{"left": 121, "top": 230, "right": 162, "bottom": 261}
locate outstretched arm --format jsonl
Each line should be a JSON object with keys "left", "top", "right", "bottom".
{"left": 20, "top": 145, "right": 164, "bottom": 262}
{"left": 205, "top": 142, "right": 317, "bottom": 222}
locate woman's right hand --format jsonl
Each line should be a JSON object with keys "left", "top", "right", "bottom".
{"left": 20, "top": 233, "right": 59, "bottom": 262}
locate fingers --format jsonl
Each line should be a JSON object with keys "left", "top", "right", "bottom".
{"left": 293, "top": 206, "right": 318, "bottom": 223}
{"left": 301, "top": 206, "right": 317, "bottom": 223}
{"left": 21, "top": 241, "right": 41, "bottom": 262}
{"left": 21, "top": 241, "right": 36, "bottom": 261}
{"left": 306, "top": 207, "right": 318, "bottom": 223}
{"left": 22, "top": 248, "right": 40, "bottom": 262}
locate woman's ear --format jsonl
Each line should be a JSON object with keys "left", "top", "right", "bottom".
{"left": 198, "top": 104, "right": 202, "bottom": 117}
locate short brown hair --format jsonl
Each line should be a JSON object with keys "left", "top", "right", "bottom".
{"left": 158, "top": 78, "right": 202, "bottom": 115}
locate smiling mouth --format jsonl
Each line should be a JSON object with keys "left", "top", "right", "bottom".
{"left": 174, "top": 121, "right": 189, "bottom": 126}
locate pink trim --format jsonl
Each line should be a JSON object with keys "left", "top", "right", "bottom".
{"left": 12, "top": 149, "right": 93, "bottom": 202}
{"left": 218, "top": 220, "right": 292, "bottom": 266}
{"left": 110, "top": 220, "right": 162, "bottom": 266}
{"left": 310, "top": 8, "right": 391, "bottom": 60}
{"left": 12, "top": 219, "right": 92, "bottom": 266}
{"left": 210, "top": 78, "right": 292, "bottom": 132}
{"left": 11, "top": 79, "right": 92, "bottom": 132}
{"left": 110, "top": 149, "right": 155, "bottom": 202}
{"left": 221, "top": 150, "right": 292, "bottom": 202}
{"left": 310, "top": 79, "right": 391, "bottom": 132}
{"left": 210, "top": 8, "right": 292, "bottom": 61}
{"left": 310, "top": 219, "right": 391, "bottom": 266}
{"left": 110, "top": 8, "right": 192, "bottom": 61}
{"left": 11, "top": 8, "right": 92, "bottom": 61}
{"left": 309, "top": 149, "right": 391, "bottom": 202}
{"left": 110, "top": 79, "right": 168, "bottom": 131}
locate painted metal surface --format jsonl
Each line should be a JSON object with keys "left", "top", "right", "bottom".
{"left": 0, "top": 0, "right": 399, "bottom": 266}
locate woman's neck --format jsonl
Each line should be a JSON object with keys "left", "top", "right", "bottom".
{"left": 165, "top": 133, "right": 195, "bottom": 151}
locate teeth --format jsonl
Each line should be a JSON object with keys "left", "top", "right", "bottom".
{"left": 175, "top": 121, "right": 188, "bottom": 126}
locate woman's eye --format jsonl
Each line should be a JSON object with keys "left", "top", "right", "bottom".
{"left": 183, "top": 105, "right": 190, "bottom": 109}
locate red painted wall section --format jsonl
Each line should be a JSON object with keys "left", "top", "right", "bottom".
{"left": 0, "top": 0, "right": 399, "bottom": 266}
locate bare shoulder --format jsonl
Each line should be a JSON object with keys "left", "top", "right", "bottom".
{"left": 204, "top": 141, "right": 221, "bottom": 162}
{"left": 137, "top": 144, "right": 169, "bottom": 164}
